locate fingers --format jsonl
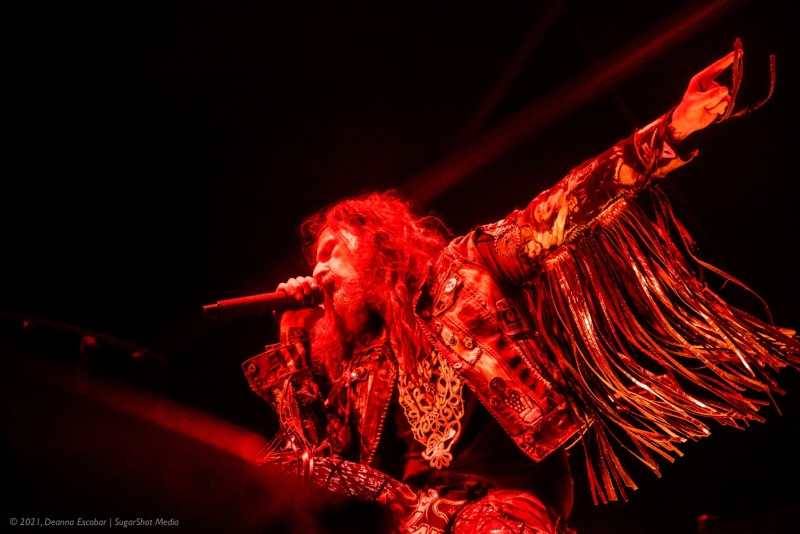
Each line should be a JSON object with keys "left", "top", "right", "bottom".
{"left": 276, "top": 276, "right": 318, "bottom": 300}
{"left": 704, "top": 86, "right": 730, "bottom": 110}
{"left": 706, "top": 97, "right": 730, "bottom": 117}
{"left": 690, "top": 51, "right": 736, "bottom": 91}
{"left": 704, "top": 51, "right": 736, "bottom": 79}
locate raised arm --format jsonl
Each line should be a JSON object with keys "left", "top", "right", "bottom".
{"left": 450, "top": 52, "right": 737, "bottom": 282}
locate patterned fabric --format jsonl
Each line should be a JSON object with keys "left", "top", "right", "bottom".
{"left": 259, "top": 448, "right": 466, "bottom": 534}
{"left": 398, "top": 349, "right": 465, "bottom": 469}
{"left": 450, "top": 489, "right": 567, "bottom": 534}
{"left": 396, "top": 489, "right": 467, "bottom": 534}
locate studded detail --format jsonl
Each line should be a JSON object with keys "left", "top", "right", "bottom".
{"left": 350, "top": 367, "right": 368, "bottom": 381}
{"left": 444, "top": 277, "right": 458, "bottom": 293}
{"left": 489, "top": 377, "right": 507, "bottom": 392}
{"left": 443, "top": 329, "right": 457, "bottom": 345}
{"left": 432, "top": 273, "right": 461, "bottom": 316}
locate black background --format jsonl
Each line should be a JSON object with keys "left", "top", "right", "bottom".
{"left": 4, "top": 1, "right": 799, "bottom": 532}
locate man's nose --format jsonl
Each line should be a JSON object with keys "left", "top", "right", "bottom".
{"left": 312, "top": 262, "right": 328, "bottom": 280}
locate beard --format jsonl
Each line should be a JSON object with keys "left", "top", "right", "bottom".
{"left": 310, "top": 275, "right": 370, "bottom": 379}
{"left": 309, "top": 311, "right": 348, "bottom": 379}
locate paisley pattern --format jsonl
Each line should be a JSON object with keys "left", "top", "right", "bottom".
{"left": 398, "top": 350, "right": 465, "bottom": 469}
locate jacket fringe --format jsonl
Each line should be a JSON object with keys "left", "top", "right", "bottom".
{"left": 532, "top": 185, "right": 800, "bottom": 504}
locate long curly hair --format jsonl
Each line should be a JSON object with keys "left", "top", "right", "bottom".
{"left": 300, "top": 190, "right": 449, "bottom": 371}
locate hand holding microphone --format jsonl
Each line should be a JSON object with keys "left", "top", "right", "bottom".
{"left": 203, "top": 276, "right": 322, "bottom": 321}
{"left": 276, "top": 276, "right": 320, "bottom": 304}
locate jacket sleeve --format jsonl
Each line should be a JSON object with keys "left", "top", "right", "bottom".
{"left": 449, "top": 112, "right": 688, "bottom": 283}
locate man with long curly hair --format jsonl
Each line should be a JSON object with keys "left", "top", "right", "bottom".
{"left": 241, "top": 48, "right": 799, "bottom": 533}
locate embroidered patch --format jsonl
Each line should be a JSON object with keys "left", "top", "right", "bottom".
{"left": 494, "top": 224, "right": 521, "bottom": 256}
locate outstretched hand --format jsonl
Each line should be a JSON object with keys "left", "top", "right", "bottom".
{"left": 669, "top": 51, "right": 736, "bottom": 142}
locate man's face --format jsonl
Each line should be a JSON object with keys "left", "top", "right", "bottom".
{"left": 312, "top": 227, "right": 369, "bottom": 341}
{"left": 313, "top": 227, "right": 360, "bottom": 287}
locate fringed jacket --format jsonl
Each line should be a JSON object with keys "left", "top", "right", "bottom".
{"left": 243, "top": 112, "right": 800, "bottom": 507}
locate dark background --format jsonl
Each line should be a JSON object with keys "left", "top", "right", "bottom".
{"left": 4, "top": 1, "right": 799, "bottom": 532}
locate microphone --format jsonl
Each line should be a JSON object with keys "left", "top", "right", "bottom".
{"left": 202, "top": 289, "right": 323, "bottom": 321}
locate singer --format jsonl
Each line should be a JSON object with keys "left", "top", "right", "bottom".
{"left": 240, "top": 47, "right": 799, "bottom": 533}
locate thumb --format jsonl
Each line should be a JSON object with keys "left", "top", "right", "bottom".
{"left": 704, "top": 86, "right": 730, "bottom": 109}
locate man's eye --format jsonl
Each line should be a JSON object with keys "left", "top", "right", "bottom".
{"left": 317, "top": 242, "right": 335, "bottom": 263}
